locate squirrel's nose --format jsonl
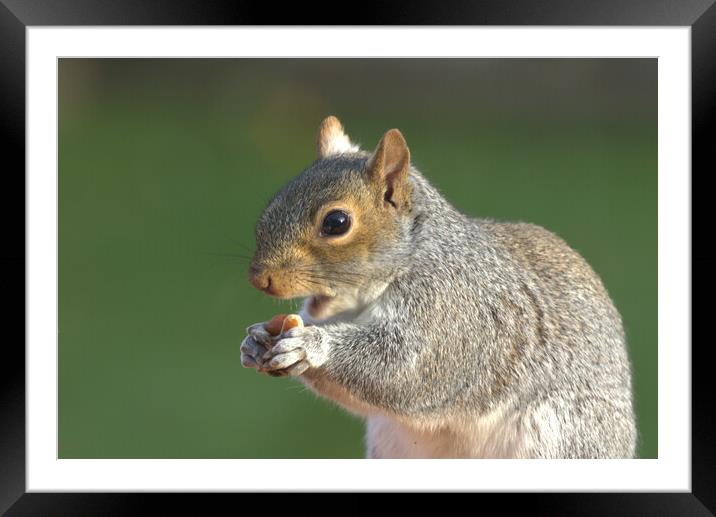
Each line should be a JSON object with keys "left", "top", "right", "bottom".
{"left": 248, "top": 263, "right": 274, "bottom": 294}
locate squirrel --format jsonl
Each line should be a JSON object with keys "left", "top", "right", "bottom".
{"left": 240, "top": 116, "right": 637, "bottom": 459}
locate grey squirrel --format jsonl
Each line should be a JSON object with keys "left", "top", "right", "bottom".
{"left": 240, "top": 116, "right": 637, "bottom": 458}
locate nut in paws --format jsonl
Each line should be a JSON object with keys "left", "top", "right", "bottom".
{"left": 260, "top": 325, "right": 327, "bottom": 377}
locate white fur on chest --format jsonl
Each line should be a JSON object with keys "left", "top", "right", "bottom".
{"left": 366, "top": 407, "right": 538, "bottom": 459}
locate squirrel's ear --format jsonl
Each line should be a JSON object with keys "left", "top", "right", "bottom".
{"left": 366, "top": 129, "right": 411, "bottom": 210}
{"left": 317, "top": 116, "right": 360, "bottom": 158}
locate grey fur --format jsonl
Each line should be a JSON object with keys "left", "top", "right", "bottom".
{"left": 242, "top": 135, "right": 637, "bottom": 459}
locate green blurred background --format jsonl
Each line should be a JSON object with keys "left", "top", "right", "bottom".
{"left": 59, "top": 59, "right": 657, "bottom": 458}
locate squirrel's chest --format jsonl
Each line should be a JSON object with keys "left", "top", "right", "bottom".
{"left": 366, "top": 410, "right": 530, "bottom": 459}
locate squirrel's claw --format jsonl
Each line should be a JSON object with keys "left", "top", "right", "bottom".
{"left": 259, "top": 336, "right": 308, "bottom": 377}
{"left": 259, "top": 326, "right": 327, "bottom": 377}
{"left": 246, "top": 322, "right": 274, "bottom": 347}
{"left": 265, "top": 348, "right": 307, "bottom": 370}
{"left": 240, "top": 334, "right": 268, "bottom": 370}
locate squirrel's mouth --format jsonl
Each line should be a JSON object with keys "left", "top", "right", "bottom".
{"left": 307, "top": 295, "right": 333, "bottom": 319}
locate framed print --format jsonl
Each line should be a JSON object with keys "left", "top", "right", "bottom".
{"left": 1, "top": 0, "right": 711, "bottom": 513}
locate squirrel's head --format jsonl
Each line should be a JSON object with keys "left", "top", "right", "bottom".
{"left": 249, "top": 116, "right": 413, "bottom": 321}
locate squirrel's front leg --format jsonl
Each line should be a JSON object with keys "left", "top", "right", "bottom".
{"left": 258, "top": 325, "right": 329, "bottom": 377}
{"left": 255, "top": 321, "right": 427, "bottom": 417}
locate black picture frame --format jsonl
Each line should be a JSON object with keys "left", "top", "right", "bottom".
{"left": 1, "top": 0, "right": 710, "bottom": 513}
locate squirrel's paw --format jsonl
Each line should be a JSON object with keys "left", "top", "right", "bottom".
{"left": 240, "top": 322, "right": 273, "bottom": 370}
{"left": 260, "top": 326, "right": 328, "bottom": 377}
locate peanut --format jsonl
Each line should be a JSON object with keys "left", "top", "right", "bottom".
{"left": 280, "top": 314, "right": 304, "bottom": 334}
{"left": 265, "top": 314, "right": 287, "bottom": 336}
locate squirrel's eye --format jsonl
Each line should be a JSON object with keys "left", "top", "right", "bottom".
{"left": 321, "top": 210, "right": 351, "bottom": 236}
